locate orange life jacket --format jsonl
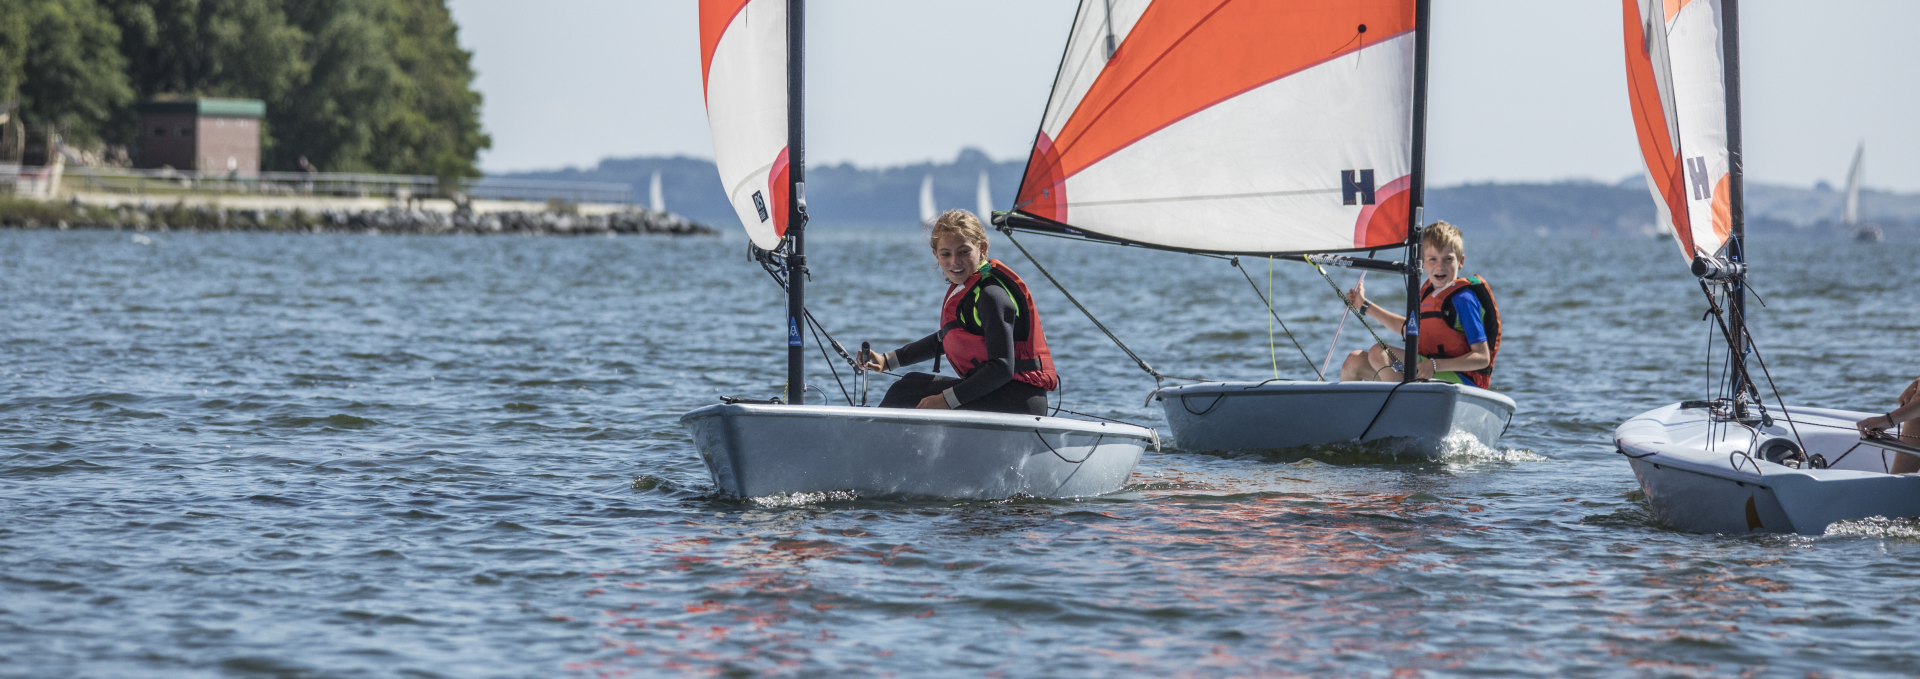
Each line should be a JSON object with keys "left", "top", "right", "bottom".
{"left": 938, "top": 260, "right": 1059, "bottom": 391}
{"left": 1417, "top": 275, "right": 1501, "bottom": 389}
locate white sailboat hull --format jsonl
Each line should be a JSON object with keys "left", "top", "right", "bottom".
{"left": 1156, "top": 381, "right": 1515, "bottom": 459}
{"left": 681, "top": 404, "right": 1155, "bottom": 499}
{"left": 1616, "top": 404, "right": 1920, "bottom": 535}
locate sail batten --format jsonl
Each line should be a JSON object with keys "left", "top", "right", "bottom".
{"left": 1013, "top": 0, "right": 1420, "bottom": 256}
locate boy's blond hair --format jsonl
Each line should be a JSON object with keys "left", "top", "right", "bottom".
{"left": 1423, "top": 220, "right": 1464, "bottom": 259}
{"left": 928, "top": 209, "right": 989, "bottom": 251}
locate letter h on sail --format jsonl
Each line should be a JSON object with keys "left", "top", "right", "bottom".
{"left": 1685, "top": 156, "right": 1710, "bottom": 200}
{"left": 1342, "top": 169, "right": 1376, "bottom": 205}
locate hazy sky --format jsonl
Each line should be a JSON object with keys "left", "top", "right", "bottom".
{"left": 449, "top": 1, "right": 1920, "bottom": 190}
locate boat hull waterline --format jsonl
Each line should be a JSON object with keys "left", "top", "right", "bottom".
{"left": 681, "top": 404, "right": 1157, "bottom": 500}
{"left": 1157, "top": 381, "right": 1516, "bottom": 459}
{"left": 1616, "top": 404, "right": 1920, "bottom": 535}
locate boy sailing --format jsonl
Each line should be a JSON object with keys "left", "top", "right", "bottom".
{"left": 1339, "top": 221, "right": 1502, "bottom": 388}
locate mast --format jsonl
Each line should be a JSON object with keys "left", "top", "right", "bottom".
{"left": 1722, "top": 0, "right": 1748, "bottom": 399}
{"left": 785, "top": 0, "right": 807, "bottom": 403}
{"left": 1402, "top": 0, "right": 1432, "bottom": 384}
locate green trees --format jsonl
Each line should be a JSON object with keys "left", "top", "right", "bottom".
{"left": 0, "top": 0, "right": 488, "bottom": 177}
{"left": 0, "top": 0, "right": 134, "bottom": 142}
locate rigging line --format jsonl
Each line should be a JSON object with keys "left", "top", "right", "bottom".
{"left": 997, "top": 226, "right": 1207, "bottom": 386}
{"left": 1697, "top": 281, "right": 1760, "bottom": 401}
{"left": 803, "top": 312, "right": 854, "bottom": 406}
{"left": 1033, "top": 430, "right": 1099, "bottom": 464}
{"left": 1307, "top": 257, "right": 1393, "bottom": 350}
{"left": 1355, "top": 381, "right": 1409, "bottom": 443}
{"left": 1268, "top": 257, "right": 1278, "bottom": 379}
{"left": 1228, "top": 257, "right": 1323, "bottom": 381}
{"left": 1733, "top": 299, "right": 1803, "bottom": 451}
{"left": 1051, "top": 406, "right": 1154, "bottom": 429}
{"left": 1322, "top": 271, "right": 1364, "bottom": 379}
{"left": 756, "top": 254, "right": 861, "bottom": 373}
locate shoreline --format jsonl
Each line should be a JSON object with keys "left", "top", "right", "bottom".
{"left": 0, "top": 196, "right": 717, "bottom": 236}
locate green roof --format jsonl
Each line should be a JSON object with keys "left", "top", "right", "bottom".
{"left": 137, "top": 98, "right": 265, "bottom": 118}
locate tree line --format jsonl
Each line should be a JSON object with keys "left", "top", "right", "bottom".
{"left": 0, "top": 0, "right": 489, "bottom": 177}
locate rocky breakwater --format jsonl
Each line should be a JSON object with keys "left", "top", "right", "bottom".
{"left": 0, "top": 198, "right": 717, "bottom": 236}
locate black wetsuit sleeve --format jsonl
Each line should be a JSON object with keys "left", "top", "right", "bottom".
{"left": 946, "top": 285, "right": 1017, "bottom": 405}
{"left": 889, "top": 332, "right": 942, "bottom": 368}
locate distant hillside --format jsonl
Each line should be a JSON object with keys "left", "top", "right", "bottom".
{"left": 495, "top": 153, "right": 1920, "bottom": 241}
{"left": 498, "top": 148, "right": 1023, "bottom": 231}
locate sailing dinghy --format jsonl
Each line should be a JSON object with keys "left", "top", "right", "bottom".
{"left": 682, "top": 0, "right": 1155, "bottom": 500}
{"left": 996, "top": 0, "right": 1514, "bottom": 459}
{"left": 1612, "top": 0, "right": 1919, "bottom": 535}
{"left": 1844, "top": 143, "right": 1882, "bottom": 242}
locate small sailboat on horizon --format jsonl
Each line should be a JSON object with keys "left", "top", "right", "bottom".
{"left": 976, "top": 169, "right": 993, "bottom": 224}
{"left": 918, "top": 173, "right": 936, "bottom": 225}
{"left": 1844, "top": 143, "right": 1882, "bottom": 242}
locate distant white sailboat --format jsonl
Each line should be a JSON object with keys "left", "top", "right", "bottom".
{"left": 649, "top": 170, "right": 665, "bottom": 213}
{"left": 919, "top": 173, "right": 936, "bottom": 224}
{"left": 976, "top": 169, "right": 993, "bottom": 219}
{"left": 1845, "top": 143, "right": 1880, "bottom": 242}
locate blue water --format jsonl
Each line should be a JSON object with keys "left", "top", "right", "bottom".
{"left": 4, "top": 228, "right": 1919, "bottom": 677}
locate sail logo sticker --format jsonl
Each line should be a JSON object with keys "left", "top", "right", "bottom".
{"left": 1342, "top": 170, "right": 1376, "bottom": 206}
{"left": 1685, "top": 156, "right": 1711, "bottom": 200}
{"left": 752, "top": 191, "right": 770, "bottom": 222}
{"left": 788, "top": 317, "right": 802, "bottom": 347}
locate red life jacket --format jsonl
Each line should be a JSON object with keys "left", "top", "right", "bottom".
{"left": 1416, "top": 275, "right": 1502, "bottom": 389}
{"left": 938, "top": 260, "right": 1059, "bottom": 391}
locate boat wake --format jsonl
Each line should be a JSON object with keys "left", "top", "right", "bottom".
{"left": 1435, "top": 429, "right": 1547, "bottom": 464}
{"left": 745, "top": 490, "right": 861, "bottom": 508}
{"left": 1823, "top": 515, "right": 1920, "bottom": 540}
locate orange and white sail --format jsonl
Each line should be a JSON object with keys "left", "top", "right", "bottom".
{"left": 1623, "top": 0, "right": 1731, "bottom": 260}
{"left": 1013, "top": 0, "right": 1417, "bottom": 255}
{"left": 700, "top": 0, "right": 789, "bottom": 249}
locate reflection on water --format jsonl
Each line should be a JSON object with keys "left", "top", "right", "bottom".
{"left": 2, "top": 230, "right": 1919, "bottom": 676}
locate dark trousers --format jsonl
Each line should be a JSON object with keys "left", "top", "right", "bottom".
{"left": 878, "top": 372, "right": 1049, "bottom": 416}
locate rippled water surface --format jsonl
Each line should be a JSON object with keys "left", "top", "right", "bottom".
{"left": 5, "top": 229, "right": 1919, "bottom": 677}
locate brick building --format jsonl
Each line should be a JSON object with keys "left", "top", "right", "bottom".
{"left": 136, "top": 98, "right": 265, "bottom": 174}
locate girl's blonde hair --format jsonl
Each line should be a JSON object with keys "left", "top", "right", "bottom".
{"left": 1423, "top": 220, "right": 1465, "bottom": 259}
{"left": 928, "top": 209, "right": 989, "bottom": 251}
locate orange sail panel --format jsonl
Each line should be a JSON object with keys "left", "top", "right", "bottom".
{"left": 1015, "top": 0, "right": 1417, "bottom": 254}
{"left": 1622, "top": 0, "right": 1730, "bottom": 261}
{"left": 701, "top": 0, "right": 789, "bottom": 249}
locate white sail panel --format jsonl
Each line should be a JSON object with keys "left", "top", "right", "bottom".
{"left": 976, "top": 170, "right": 993, "bottom": 219}
{"left": 919, "top": 174, "right": 936, "bottom": 224}
{"left": 1844, "top": 142, "right": 1863, "bottom": 226}
{"left": 1623, "top": 0, "right": 1730, "bottom": 261}
{"left": 1016, "top": 0, "right": 1418, "bottom": 254}
{"left": 701, "top": 0, "right": 788, "bottom": 249}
